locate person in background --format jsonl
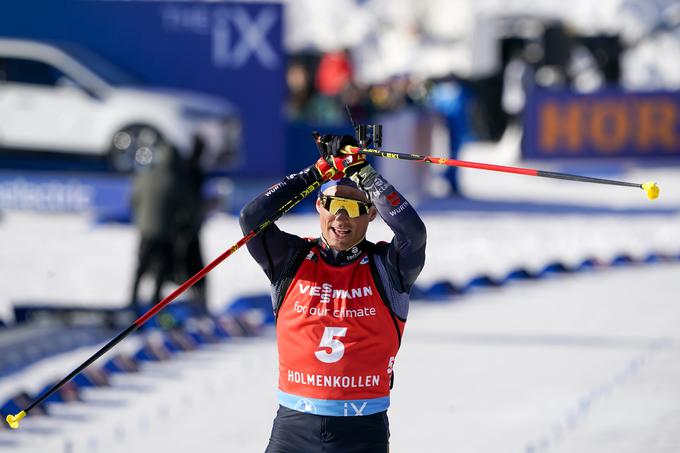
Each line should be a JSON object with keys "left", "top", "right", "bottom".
{"left": 173, "top": 137, "right": 208, "bottom": 313}
{"left": 129, "top": 143, "right": 184, "bottom": 312}
{"left": 129, "top": 134, "right": 212, "bottom": 316}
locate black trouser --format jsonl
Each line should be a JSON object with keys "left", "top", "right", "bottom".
{"left": 265, "top": 406, "right": 390, "bottom": 453}
{"left": 174, "top": 230, "right": 207, "bottom": 310}
{"left": 130, "top": 237, "right": 174, "bottom": 308}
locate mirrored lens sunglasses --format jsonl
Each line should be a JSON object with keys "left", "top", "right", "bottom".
{"left": 319, "top": 195, "right": 371, "bottom": 218}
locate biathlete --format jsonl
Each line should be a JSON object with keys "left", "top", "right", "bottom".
{"left": 240, "top": 134, "right": 427, "bottom": 452}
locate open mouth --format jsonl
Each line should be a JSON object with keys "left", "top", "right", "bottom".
{"left": 330, "top": 226, "right": 351, "bottom": 239}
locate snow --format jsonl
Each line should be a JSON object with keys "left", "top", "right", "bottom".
{"left": 1, "top": 193, "right": 678, "bottom": 322}
{"left": 392, "top": 265, "right": 680, "bottom": 453}
{"left": 2, "top": 263, "right": 679, "bottom": 452}
{"left": 2, "top": 114, "right": 680, "bottom": 450}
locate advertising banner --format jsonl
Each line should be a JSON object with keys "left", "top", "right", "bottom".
{"left": 523, "top": 89, "right": 680, "bottom": 160}
{"left": 0, "top": 1, "right": 285, "bottom": 177}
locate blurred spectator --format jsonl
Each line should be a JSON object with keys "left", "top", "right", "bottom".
{"left": 428, "top": 79, "right": 472, "bottom": 195}
{"left": 283, "top": 48, "right": 474, "bottom": 196}
{"left": 129, "top": 143, "right": 184, "bottom": 312}
{"left": 502, "top": 44, "right": 541, "bottom": 119}
{"left": 129, "top": 137, "right": 210, "bottom": 315}
{"left": 285, "top": 51, "right": 431, "bottom": 126}
{"left": 304, "top": 91, "right": 346, "bottom": 124}
{"left": 315, "top": 49, "right": 352, "bottom": 96}
{"left": 299, "top": 49, "right": 354, "bottom": 124}
{"left": 173, "top": 137, "right": 208, "bottom": 314}
{"left": 286, "top": 60, "right": 313, "bottom": 119}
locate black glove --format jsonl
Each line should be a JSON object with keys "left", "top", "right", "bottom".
{"left": 313, "top": 133, "right": 367, "bottom": 177}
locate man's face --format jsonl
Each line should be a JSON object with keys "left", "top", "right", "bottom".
{"left": 316, "top": 185, "right": 377, "bottom": 251}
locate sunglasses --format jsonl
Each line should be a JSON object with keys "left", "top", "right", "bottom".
{"left": 319, "top": 195, "right": 372, "bottom": 218}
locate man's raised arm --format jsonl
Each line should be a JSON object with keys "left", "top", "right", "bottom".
{"left": 239, "top": 159, "right": 331, "bottom": 281}
{"left": 351, "top": 164, "right": 427, "bottom": 293}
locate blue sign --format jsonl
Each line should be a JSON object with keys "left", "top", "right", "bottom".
{"left": 0, "top": 171, "right": 129, "bottom": 214}
{"left": 523, "top": 89, "right": 680, "bottom": 160}
{"left": 0, "top": 1, "right": 285, "bottom": 177}
{"left": 0, "top": 171, "right": 232, "bottom": 217}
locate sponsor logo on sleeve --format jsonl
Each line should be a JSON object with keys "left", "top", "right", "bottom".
{"left": 386, "top": 191, "right": 401, "bottom": 207}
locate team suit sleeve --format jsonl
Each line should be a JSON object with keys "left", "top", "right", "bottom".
{"left": 352, "top": 164, "right": 427, "bottom": 294}
{"left": 239, "top": 165, "right": 322, "bottom": 282}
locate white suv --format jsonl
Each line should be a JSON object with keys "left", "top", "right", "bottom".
{"left": 0, "top": 38, "right": 241, "bottom": 172}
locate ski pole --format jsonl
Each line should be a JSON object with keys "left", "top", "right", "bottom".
{"left": 4, "top": 169, "right": 335, "bottom": 430}
{"left": 352, "top": 147, "right": 660, "bottom": 200}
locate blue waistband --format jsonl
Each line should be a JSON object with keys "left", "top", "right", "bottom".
{"left": 277, "top": 390, "right": 390, "bottom": 416}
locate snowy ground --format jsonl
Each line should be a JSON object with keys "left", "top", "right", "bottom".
{"left": 1, "top": 136, "right": 680, "bottom": 452}
{"left": 392, "top": 264, "right": 680, "bottom": 453}
{"left": 2, "top": 263, "right": 679, "bottom": 453}
{"left": 1, "top": 205, "right": 679, "bottom": 323}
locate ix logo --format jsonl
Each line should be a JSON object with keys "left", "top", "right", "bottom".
{"left": 161, "top": 5, "right": 279, "bottom": 69}
{"left": 344, "top": 401, "right": 368, "bottom": 416}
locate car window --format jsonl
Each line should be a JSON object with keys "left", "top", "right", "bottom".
{"left": 57, "top": 43, "right": 144, "bottom": 87}
{"left": 0, "top": 58, "right": 6, "bottom": 82}
{"left": 5, "top": 58, "right": 67, "bottom": 87}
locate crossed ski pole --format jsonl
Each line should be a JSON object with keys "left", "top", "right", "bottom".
{"left": 350, "top": 147, "right": 660, "bottom": 200}
{"left": 4, "top": 169, "right": 336, "bottom": 429}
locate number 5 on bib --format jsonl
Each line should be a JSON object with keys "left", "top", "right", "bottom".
{"left": 315, "top": 327, "right": 347, "bottom": 363}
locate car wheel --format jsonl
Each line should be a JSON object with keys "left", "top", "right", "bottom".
{"left": 109, "top": 125, "right": 168, "bottom": 172}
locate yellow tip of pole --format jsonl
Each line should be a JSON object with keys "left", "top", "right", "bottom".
{"left": 6, "top": 411, "right": 26, "bottom": 429}
{"left": 641, "top": 182, "right": 660, "bottom": 200}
